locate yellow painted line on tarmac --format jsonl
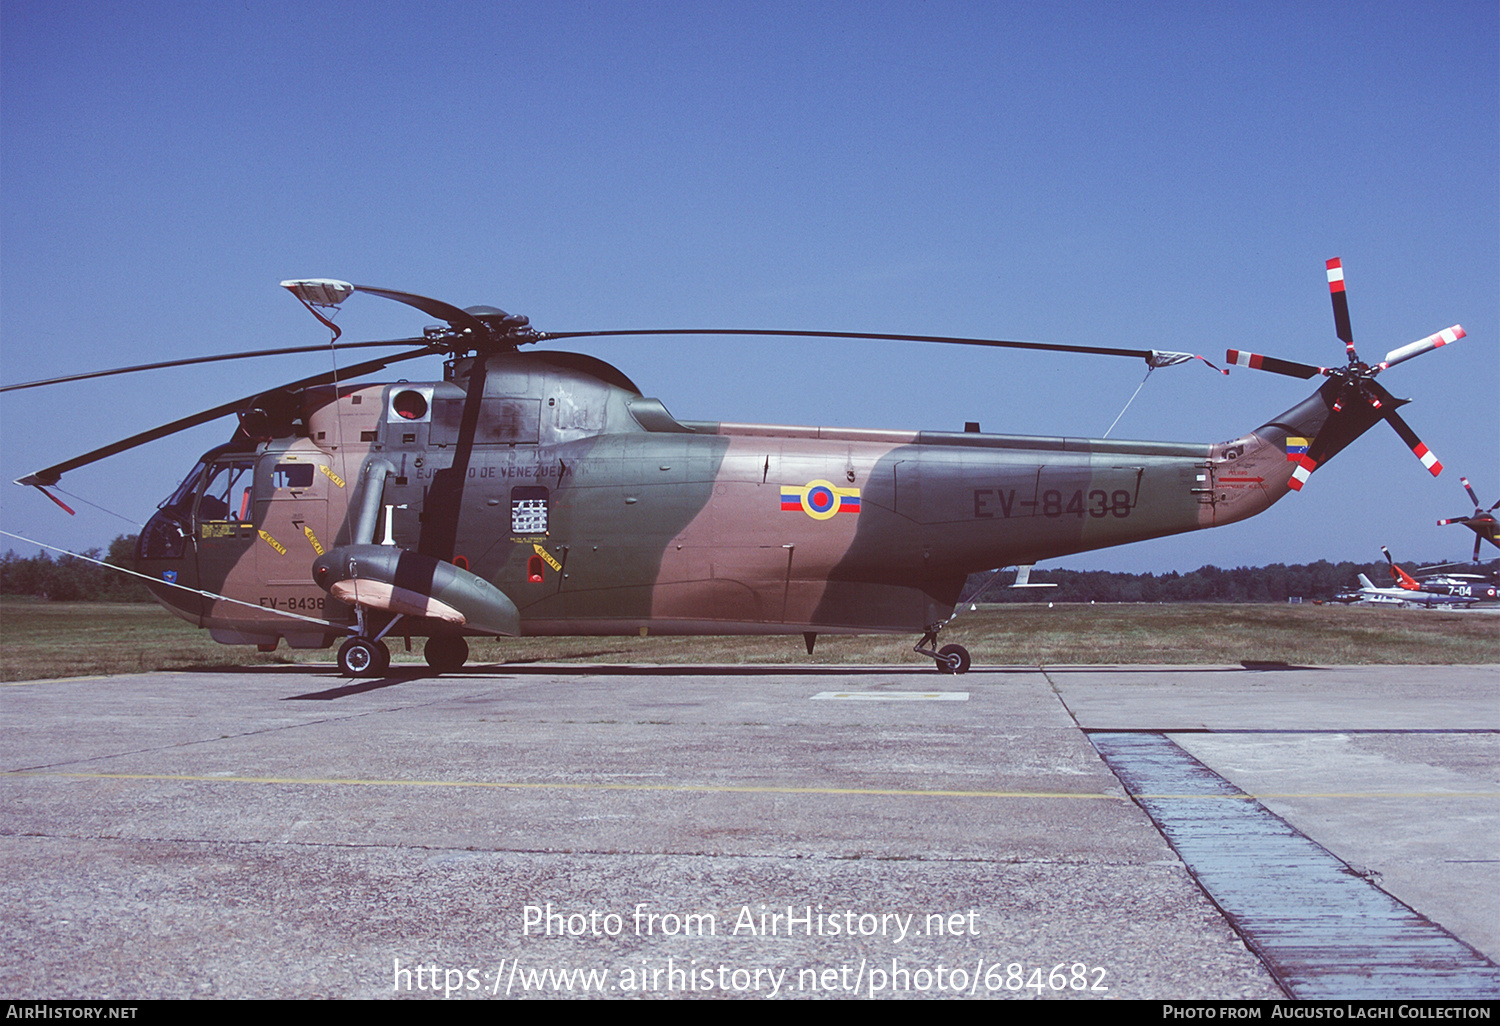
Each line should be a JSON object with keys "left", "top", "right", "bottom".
{"left": 3, "top": 770, "right": 1124, "bottom": 801}
{"left": 9, "top": 772, "right": 1494, "bottom": 801}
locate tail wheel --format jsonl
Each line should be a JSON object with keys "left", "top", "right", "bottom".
{"left": 936, "top": 644, "right": 971, "bottom": 675}
{"left": 423, "top": 636, "right": 469, "bottom": 674}
{"left": 338, "top": 637, "right": 390, "bottom": 678}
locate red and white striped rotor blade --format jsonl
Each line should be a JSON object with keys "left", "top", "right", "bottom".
{"left": 1383, "top": 408, "right": 1443, "bottom": 477}
{"left": 1379, "top": 325, "right": 1465, "bottom": 371}
{"left": 1287, "top": 453, "right": 1319, "bottom": 491}
{"left": 1461, "top": 476, "right": 1482, "bottom": 509}
{"left": 1225, "top": 349, "right": 1324, "bottom": 379}
{"left": 1327, "top": 257, "right": 1356, "bottom": 358}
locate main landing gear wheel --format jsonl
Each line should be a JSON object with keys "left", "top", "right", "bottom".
{"left": 423, "top": 636, "right": 469, "bottom": 674}
{"left": 338, "top": 637, "right": 390, "bottom": 678}
{"left": 936, "top": 644, "right": 971, "bottom": 675}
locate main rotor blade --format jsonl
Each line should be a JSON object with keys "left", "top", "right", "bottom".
{"left": 1327, "top": 257, "right": 1356, "bottom": 358}
{"left": 0, "top": 337, "right": 429, "bottom": 394}
{"left": 348, "top": 285, "right": 493, "bottom": 337}
{"left": 1224, "top": 348, "right": 1325, "bottom": 379}
{"left": 16, "top": 349, "right": 434, "bottom": 487}
{"left": 539, "top": 327, "right": 1173, "bottom": 363}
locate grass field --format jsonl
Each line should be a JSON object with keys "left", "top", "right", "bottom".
{"left": 1, "top": 597, "right": 1495, "bottom": 681}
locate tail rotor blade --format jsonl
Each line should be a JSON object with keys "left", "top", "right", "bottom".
{"left": 1461, "top": 476, "right": 1482, "bottom": 510}
{"left": 1380, "top": 326, "right": 1465, "bottom": 371}
{"left": 1287, "top": 430, "right": 1337, "bottom": 491}
{"left": 1382, "top": 406, "right": 1443, "bottom": 477}
{"left": 1326, "top": 257, "right": 1358, "bottom": 360}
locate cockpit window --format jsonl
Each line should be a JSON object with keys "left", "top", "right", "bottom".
{"left": 162, "top": 461, "right": 208, "bottom": 510}
{"left": 198, "top": 460, "right": 255, "bottom": 523}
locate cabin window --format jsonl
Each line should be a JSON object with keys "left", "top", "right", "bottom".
{"left": 271, "top": 463, "right": 315, "bottom": 490}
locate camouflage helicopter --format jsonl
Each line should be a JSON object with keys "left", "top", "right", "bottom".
{"left": 9, "top": 260, "right": 1467, "bottom": 676}
{"left": 1437, "top": 476, "right": 1500, "bottom": 562}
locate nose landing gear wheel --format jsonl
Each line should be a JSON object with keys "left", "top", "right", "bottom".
{"left": 936, "top": 644, "right": 971, "bottom": 675}
{"left": 423, "top": 636, "right": 469, "bottom": 674}
{"left": 338, "top": 637, "right": 391, "bottom": 678}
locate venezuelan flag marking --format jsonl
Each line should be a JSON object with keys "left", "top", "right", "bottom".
{"left": 781, "top": 480, "right": 861, "bottom": 520}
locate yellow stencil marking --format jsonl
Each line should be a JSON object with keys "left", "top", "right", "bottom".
{"left": 303, "top": 526, "right": 325, "bottom": 556}
{"left": 257, "top": 530, "right": 287, "bottom": 555}
{"left": 318, "top": 465, "right": 346, "bottom": 488}
{"left": 532, "top": 544, "right": 562, "bottom": 571}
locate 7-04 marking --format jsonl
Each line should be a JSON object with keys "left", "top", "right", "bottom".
{"left": 973, "top": 488, "right": 1133, "bottom": 520}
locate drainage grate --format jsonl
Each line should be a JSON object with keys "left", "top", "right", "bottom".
{"left": 1091, "top": 731, "right": 1500, "bottom": 1000}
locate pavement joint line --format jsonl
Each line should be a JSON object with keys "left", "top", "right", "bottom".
{"left": 1090, "top": 731, "right": 1500, "bottom": 998}
{"left": 1131, "top": 791, "right": 1500, "bottom": 799}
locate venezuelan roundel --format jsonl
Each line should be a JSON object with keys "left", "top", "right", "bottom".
{"left": 781, "top": 479, "right": 861, "bottom": 521}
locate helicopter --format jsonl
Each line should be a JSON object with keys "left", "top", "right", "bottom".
{"left": 1436, "top": 477, "right": 1500, "bottom": 562}
{"left": 6, "top": 259, "right": 1469, "bottom": 676}
{"left": 1381, "top": 546, "right": 1498, "bottom": 604}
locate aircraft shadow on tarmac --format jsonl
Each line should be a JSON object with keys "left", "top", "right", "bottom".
{"left": 275, "top": 659, "right": 1328, "bottom": 700}
{"left": 278, "top": 661, "right": 994, "bottom": 700}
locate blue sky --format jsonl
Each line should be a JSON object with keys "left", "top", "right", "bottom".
{"left": 2, "top": 1, "right": 1496, "bottom": 575}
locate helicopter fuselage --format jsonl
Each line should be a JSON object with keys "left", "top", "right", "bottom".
{"left": 135, "top": 349, "right": 1328, "bottom": 650}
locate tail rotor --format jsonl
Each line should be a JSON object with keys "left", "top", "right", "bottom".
{"left": 1437, "top": 477, "right": 1500, "bottom": 561}
{"left": 1224, "top": 257, "right": 1463, "bottom": 491}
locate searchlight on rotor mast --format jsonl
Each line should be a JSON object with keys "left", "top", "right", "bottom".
{"left": 282, "top": 279, "right": 539, "bottom": 354}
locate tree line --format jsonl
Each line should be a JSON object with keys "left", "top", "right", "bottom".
{"left": 1, "top": 536, "right": 148, "bottom": 602}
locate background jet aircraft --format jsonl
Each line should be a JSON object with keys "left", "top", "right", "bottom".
{"left": 1355, "top": 572, "right": 1490, "bottom": 608}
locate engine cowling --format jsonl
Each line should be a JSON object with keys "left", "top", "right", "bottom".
{"left": 312, "top": 545, "right": 520, "bottom": 637}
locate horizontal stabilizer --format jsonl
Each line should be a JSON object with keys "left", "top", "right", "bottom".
{"left": 1010, "top": 564, "right": 1059, "bottom": 588}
